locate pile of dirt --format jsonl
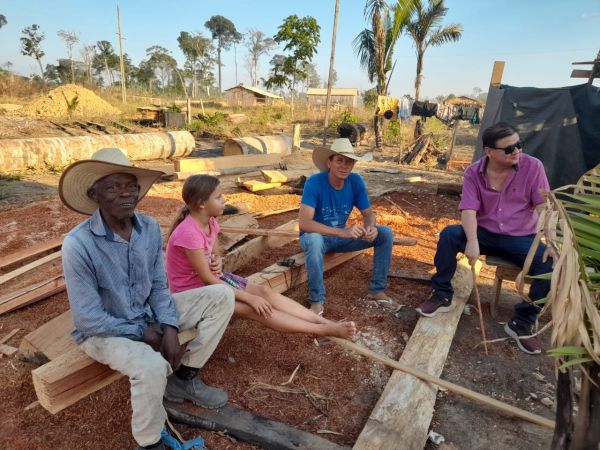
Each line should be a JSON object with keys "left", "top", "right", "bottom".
{"left": 20, "top": 84, "right": 122, "bottom": 118}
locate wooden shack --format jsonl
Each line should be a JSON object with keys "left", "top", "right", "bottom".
{"left": 306, "top": 88, "right": 359, "bottom": 109}
{"left": 224, "top": 84, "right": 283, "bottom": 107}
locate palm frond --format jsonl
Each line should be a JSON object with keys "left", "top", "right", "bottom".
{"left": 353, "top": 29, "right": 377, "bottom": 83}
{"left": 427, "top": 24, "right": 463, "bottom": 46}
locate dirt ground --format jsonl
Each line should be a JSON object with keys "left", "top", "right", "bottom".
{"left": 0, "top": 121, "right": 557, "bottom": 450}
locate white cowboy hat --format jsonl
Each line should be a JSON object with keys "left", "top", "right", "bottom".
{"left": 312, "top": 138, "right": 373, "bottom": 172}
{"left": 59, "top": 148, "right": 165, "bottom": 215}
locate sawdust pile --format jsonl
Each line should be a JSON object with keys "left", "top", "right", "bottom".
{"left": 20, "top": 84, "right": 122, "bottom": 118}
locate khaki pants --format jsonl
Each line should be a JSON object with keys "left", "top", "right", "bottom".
{"left": 80, "top": 284, "right": 235, "bottom": 446}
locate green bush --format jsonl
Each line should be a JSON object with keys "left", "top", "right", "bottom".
{"left": 197, "top": 112, "right": 227, "bottom": 126}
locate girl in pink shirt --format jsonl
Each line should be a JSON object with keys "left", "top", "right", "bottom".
{"left": 166, "top": 175, "right": 356, "bottom": 339}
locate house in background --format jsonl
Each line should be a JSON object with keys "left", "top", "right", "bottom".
{"left": 224, "top": 84, "right": 283, "bottom": 107}
{"left": 306, "top": 88, "right": 359, "bottom": 109}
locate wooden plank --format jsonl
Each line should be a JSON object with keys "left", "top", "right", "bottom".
{"left": 0, "top": 276, "right": 65, "bottom": 316}
{"left": 0, "top": 344, "right": 18, "bottom": 357}
{"left": 32, "top": 329, "right": 197, "bottom": 414}
{"left": 175, "top": 153, "right": 283, "bottom": 173}
{"left": 490, "top": 60, "right": 505, "bottom": 87}
{"left": 166, "top": 402, "right": 349, "bottom": 450}
{"left": 223, "top": 220, "right": 299, "bottom": 273}
{"left": 240, "top": 180, "right": 283, "bottom": 192}
{"left": 218, "top": 213, "right": 259, "bottom": 252}
{"left": 0, "top": 251, "right": 62, "bottom": 285}
{"left": 0, "top": 236, "right": 63, "bottom": 271}
{"left": 571, "top": 69, "right": 593, "bottom": 78}
{"left": 0, "top": 328, "right": 20, "bottom": 344}
{"left": 220, "top": 226, "right": 297, "bottom": 238}
{"left": 19, "top": 310, "right": 76, "bottom": 361}
{"left": 354, "top": 258, "right": 481, "bottom": 450}
{"left": 248, "top": 250, "right": 364, "bottom": 294}
{"left": 261, "top": 169, "right": 312, "bottom": 183}
{"left": 253, "top": 207, "right": 300, "bottom": 219}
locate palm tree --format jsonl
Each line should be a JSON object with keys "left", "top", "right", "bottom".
{"left": 354, "top": 0, "right": 414, "bottom": 148}
{"left": 406, "top": 0, "right": 462, "bottom": 101}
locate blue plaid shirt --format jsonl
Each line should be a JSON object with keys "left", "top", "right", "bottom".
{"left": 62, "top": 209, "right": 179, "bottom": 344}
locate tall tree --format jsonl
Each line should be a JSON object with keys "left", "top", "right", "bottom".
{"left": 93, "top": 40, "right": 119, "bottom": 85}
{"left": 0, "top": 15, "right": 7, "bottom": 29}
{"left": 80, "top": 44, "right": 96, "bottom": 84}
{"left": 265, "top": 15, "right": 321, "bottom": 109}
{"left": 303, "top": 62, "right": 321, "bottom": 91}
{"left": 178, "top": 31, "right": 213, "bottom": 97}
{"left": 244, "top": 29, "right": 276, "bottom": 87}
{"left": 204, "top": 15, "right": 242, "bottom": 93}
{"left": 57, "top": 30, "right": 80, "bottom": 83}
{"left": 354, "top": 0, "right": 415, "bottom": 147}
{"left": 406, "top": 0, "right": 462, "bottom": 101}
{"left": 146, "top": 45, "right": 177, "bottom": 91}
{"left": 20, "top": 24, "right": 45, "bottom": 78}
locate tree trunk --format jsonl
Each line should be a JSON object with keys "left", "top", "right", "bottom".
{"left": 217, "top": 46, "right": 222, "bottom": 94}
{"left": 37, "top": 58, "right": 44, "bottom": 79}
{"left": 415, "top": 49, "right": 424, "bottom": 102}
{"left": 552, "top": 368, "right": 573, "bottom": 450}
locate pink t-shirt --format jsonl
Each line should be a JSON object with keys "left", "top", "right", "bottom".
{"left": 166, "top": 215, "right": 220, "bottom": 293}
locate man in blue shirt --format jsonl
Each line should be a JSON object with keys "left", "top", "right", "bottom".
{"left": 299, "top": 138, "right": 394, "bottom": 315}
{"left": 60, "top": 148, "right": 235, "bottom": 450}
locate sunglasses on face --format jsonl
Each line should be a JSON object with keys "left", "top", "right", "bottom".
{"left": 490, "top": 141, "right": 523, "bottom": 155}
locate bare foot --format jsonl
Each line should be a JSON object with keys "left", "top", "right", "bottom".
{"left": 321, "top": 321, "right": 356, "bottom": 340}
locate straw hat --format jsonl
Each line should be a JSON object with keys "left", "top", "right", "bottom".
{"left": 59, "top": 148, "right": 165, "bottom": 215}
{"left": 312, "top": 138, "right": 373, "bottom": 172}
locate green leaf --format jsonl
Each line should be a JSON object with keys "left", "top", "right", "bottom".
{"left": 560, "top": 200, "right": 600, "bottom": 216}
{"left": 547, "top": 346, "right": 588, "bottom": 356}
{"left": 561, "top": 192, "right": 600, "bottom": 208}
{"left": 579, "top": 247, "right": 600, "bottom": 260}
{"left": 533, "top": 297, "right": 547, "bottom": 306}
{"left": 570, "top": 216, "right": 600, "bottom": 239}
{"left": 558, "top": 357, "right": 594, "bottom": 369}
{"left": 528, "top": 272, "right": 552, "bottom": 280}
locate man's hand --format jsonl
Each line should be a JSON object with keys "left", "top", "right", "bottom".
{"left": 542, "top": 245, "right": 558, "bottom": 268}
{"left": 464, "top": 239, "right": 480, "bottom": 266}
{"left": 363, "top": 226, "right": 378, "bottom": 242}
{"left": 143, "top": 328, "right": 162, "bottom": 352}
{"left": 340, "top": 224, "right": 366, "bottom": 240}
{"left": 209, "top": 254, "right": 223, "bottom": 277}
{"left": 160, "top": 325, "right": 183, "bottom": 370}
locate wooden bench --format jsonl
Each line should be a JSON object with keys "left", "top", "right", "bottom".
{"left": 484, "top": 255, "right": 522, "bottom": 318}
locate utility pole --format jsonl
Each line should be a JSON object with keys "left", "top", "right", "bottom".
{"left": 117, "top": 4, "right": 127, "bottom": 104}
{"left": 322, "top": 0, "right": 340, "bottom": 145}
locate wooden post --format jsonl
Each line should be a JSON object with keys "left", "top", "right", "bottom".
{"left": 321, "top": 0, "right": 340, "bottom": 145}
{"left": 116, "top": 4, "right": 127, "bottom": 104}
{"left": 292, "top": 123, "right": 301, "bottom": 150}
{"left": 186, "top": 97, "right": 192, "bottom": 125}
{"left": 446, "top": 119, "right": 459, "bottom": 163}
{"left": 490, "top": 60, "right": 505, "bottom": 87}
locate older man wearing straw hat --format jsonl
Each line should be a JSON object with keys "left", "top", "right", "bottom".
{"left": 59, "top": 148, "right": 234, "bottom": 450}
{"left": 299, "top": 138, "right": 394, "bottom": 315}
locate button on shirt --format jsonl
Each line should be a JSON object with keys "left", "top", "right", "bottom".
{"left": 459, "top": 153, "right": 550, "bottom": 236}
{"left": 62, "top": 210, "right": 179, "bottom": 343}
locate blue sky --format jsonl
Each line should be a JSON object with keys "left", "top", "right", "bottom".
{"left": 1, "top": 0, "right": 598, "bottom": 99}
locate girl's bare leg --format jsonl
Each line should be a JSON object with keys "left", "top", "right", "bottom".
{"left": 245, "top": 283, "right": 333, "bottom": 325}
{"left": 233, "top": 301, "right": 356, "bottom": 340}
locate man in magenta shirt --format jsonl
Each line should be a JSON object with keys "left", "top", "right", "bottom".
{"left": 416, "top": 122, "right": 555, "bottom": 354}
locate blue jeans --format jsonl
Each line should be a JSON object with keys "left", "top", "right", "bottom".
{"left": 432, "top": 224, "right": 552, "bottom": 327}
{"left": 299, "top": 226, "right": 393, "bottom": 304}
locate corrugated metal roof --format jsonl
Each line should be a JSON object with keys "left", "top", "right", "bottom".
{"left": 306, "top": 88, "right": 359, "bottom": 96}
{"left": 224, "top": 84, "right": 282, "bottom": 99}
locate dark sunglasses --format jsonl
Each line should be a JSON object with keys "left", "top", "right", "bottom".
{"left": 489, "top": 141, "right": 523, "bottom": 155}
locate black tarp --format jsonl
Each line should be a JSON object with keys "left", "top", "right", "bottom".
{"left": 474, "top": 83, "right": 600, "bottom": 189}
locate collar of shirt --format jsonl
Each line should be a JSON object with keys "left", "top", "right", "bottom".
{"left": 478, "top": 156, "right": 520, "bottom": 175}
{"left": 89, "top": 209, "right": 142, "bottom": 240}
